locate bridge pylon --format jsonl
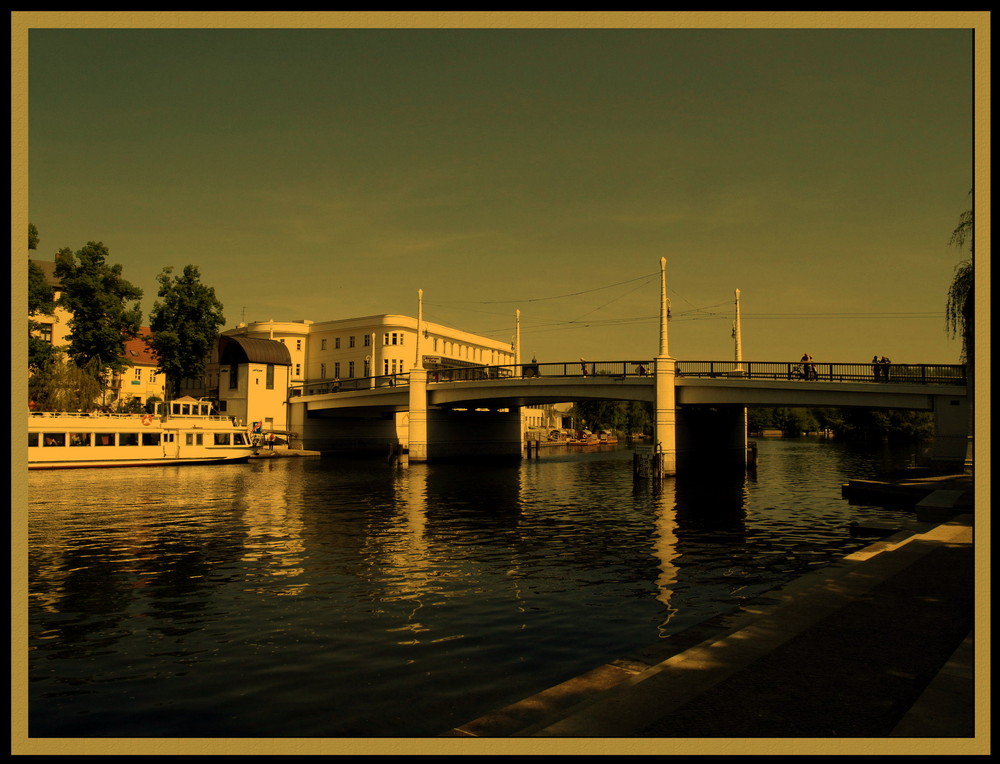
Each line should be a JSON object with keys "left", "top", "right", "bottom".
{"left": 654, "top": 355, "right": 677, "bottom": 476}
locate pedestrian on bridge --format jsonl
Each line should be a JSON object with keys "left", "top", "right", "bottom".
{"left": 801, "top": 353, "right": 817, "bottom": 380}
{"left": 879, "top": 356, "right": 891, "bottom": 382}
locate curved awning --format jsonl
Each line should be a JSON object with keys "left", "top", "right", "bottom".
{"left": 219, "top": 335, "right": 292, "bottom": 366}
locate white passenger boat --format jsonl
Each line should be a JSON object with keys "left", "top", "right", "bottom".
{"left": 28, "top": 396, "right": 255, "bottom": 469}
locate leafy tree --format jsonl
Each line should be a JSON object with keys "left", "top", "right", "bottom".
{"left": 572, "top": 400, "right": 652, "bottom": 436}
{"left": 27, "top": 224, "right": 58, "bottom": 372}
{"left": 148, "top": 265, "right": 226, "bottom": 399}
{"left": 28, "top": 353, "right": 105, "bottom": 412}
{"left": 54, "top": 241, "right": 143, "bottom": 379}
{"left": 946, "top": 195, "right": 973, "bottom": 365}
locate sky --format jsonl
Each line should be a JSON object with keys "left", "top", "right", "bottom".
{"left": 18, "top": 13, "right": 982, "bottom": 367}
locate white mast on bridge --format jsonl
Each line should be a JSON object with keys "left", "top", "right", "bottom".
{"left": 659, "top": 257, "right": 669, "bottom": 357}
{"left": 515, "top": 309, "right": 521, "bottom": 367}
{"left": 734, "top": 288, "right": 743, "bottom": 373}
{"left": 415, "top": 288, "right": 423, "bottom": 370}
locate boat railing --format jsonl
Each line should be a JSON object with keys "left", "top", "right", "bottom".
{"left": 29, "top": 410, "right": 236, "bottom": 422}
{"left": 30, "top": 411, "right": 144, "bottom": 419}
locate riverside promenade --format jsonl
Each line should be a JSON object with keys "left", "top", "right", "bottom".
{"left": 444, "top": 480, "right": 984, "bottom": 754}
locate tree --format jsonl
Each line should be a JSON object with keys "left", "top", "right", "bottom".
{"left": 148, "top": 265, "right": 226, "bottom": 399}
{"left": 28, "top": 353, "right": 104, "bottom": 412}
{"left": 28, "top": 224, "right": 58, "bottom": 372}
{"left": 946, "top": 195, "right": 973, "bottom": 365}
{"left": 53, "top": 241, "right": 143, "bottom": 379}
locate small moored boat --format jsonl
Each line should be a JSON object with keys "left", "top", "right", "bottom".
{"left": 28, "top": 397, "right": 254, "bottom": 469}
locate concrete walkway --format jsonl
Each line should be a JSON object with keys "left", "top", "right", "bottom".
{"left": 444, "top": 515, "right": 984, "bottom": 753}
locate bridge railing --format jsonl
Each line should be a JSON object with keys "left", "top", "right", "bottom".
{"left": 291, "top": 360, "right": 966, "bottom": 396}
{"left": 427, "top": 360, "right": 656, "bottom": 381}
{"left": 676, "top": 361, "right": 966, "bottom": 385}
{"left": 293, "top": 373, "right": 411, "bottom": 396}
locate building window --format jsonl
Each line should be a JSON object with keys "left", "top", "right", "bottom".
{"left": 334, "top": 362, "right": 340, "bottom": 378}
{"left": 266, "top": 364, "right": 275, "bottom": 389}
{"left": 296, "top": 339, "right": 302, "bottom": 351}
{"left": 348, "top": 361, "right": 355, "bottom": 378}
{"left": 349, "top": 336, "right": 356, "bottom": 348}
{"left": 321, "top": 339, "right": 327, "bottom": 350}
{"left": 335, "top": 337, "right": 341, "bottom": 349}
{"left": 295, "top": 364, "right": 301, "bottom": 376}
{"left": 320, "top": 363, "right": 326, "bottom": 379}
{"left": 229, "top": 364, "right": 239, "bottom": 389}
{"left": 363, "top": 334, "right": 371, "bottom": 347}
{"left": 39, "top": 323, "right": 53, "bottom": 343}
{"left": 134, "top": 368, "right": 142, "bottom": 380}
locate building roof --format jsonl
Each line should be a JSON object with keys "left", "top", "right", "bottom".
{"left": 123, "top": 327, "right": 158, "bottom": 366}
{"left": 219, "top": 335, "right": 292, "bottom": 366}
{"left": 29, "top": 259, "right": 61, "bottom": 288}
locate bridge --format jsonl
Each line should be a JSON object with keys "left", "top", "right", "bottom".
{"left": 288, "top": 358, "right": 968, "bottom": 471}
{"left": 287, "top": 258, "right": 968, "bottom": 473}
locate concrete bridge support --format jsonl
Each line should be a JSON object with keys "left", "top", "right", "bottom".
{"left": 654, "top": 355, "right": 678, "bottom": 475}
{"left": 408, "top": 368, "right": 429, "bottom": 462}
{"left": 928, "top": 394, "right": 972, "bottom": 470}
{"left": 676, "top": 405, "right": 749, "bottom": 472}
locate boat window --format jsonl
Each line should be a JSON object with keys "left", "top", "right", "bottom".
{"left": 181, "top": 404, "right": 191, "bottom": 416}
{"left": 233, "top": 433, "right": 247, "bottom": 445}
{"left": 69, "top": 433, "right": 91, "bottom": 447}
{"left": 28, "top": 433, "right": 38, "bottom": 447}
{"left": 42, "top": 433, "right": 65, "bottom": 447}
{"left": 213, "top": 433, "right": 231, "bottom": 445}
{"left": 185, "top": 433, "right": 204, "bottom": 446}
{"left": 141, "top": 432, "right": 160, "bottom": 446}
{"left": 95, "top": 433, "right": 116, "bottom": 446}
{"left": 120, "top": 433, "right": 140, "bottom": 446}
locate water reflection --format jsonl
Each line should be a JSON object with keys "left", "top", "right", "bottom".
{"left": 238, "top": 460, "right": 309, "bottom": 597}
{"left": 648, "top": 480, "right": 680, "bottom": 636}
{"left": 27, "top": 440, "right": 922, "bottom": 738}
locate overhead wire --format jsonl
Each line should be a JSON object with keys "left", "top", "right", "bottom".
{"left": 418, "top": 269, "right": 943, "bottom": 340}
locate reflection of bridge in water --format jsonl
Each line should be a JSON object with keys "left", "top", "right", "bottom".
{"left": 289, "top": 358, "right": 968, "bottom": 472}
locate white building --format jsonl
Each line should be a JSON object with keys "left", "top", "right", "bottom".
{"left": 205, "top": 314, "right": 521, "bottom": 442}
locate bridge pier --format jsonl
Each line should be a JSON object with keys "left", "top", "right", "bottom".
{"left": 653, "top": 355, "right": 678, "bottom": 476}
{"left": 928, "top": 394, "right": 971, "bottom": 470}
{"left": 408, "top": 368, "right": 429, "bottom": 463}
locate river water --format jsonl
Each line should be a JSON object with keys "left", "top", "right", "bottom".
{"left": 25, "top": 437, "right": 924, "bottom": 738}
